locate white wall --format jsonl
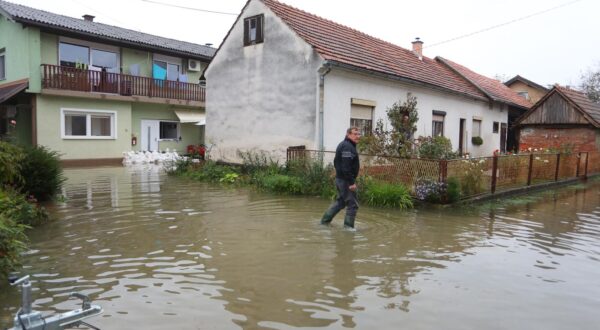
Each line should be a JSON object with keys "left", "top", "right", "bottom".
{"left": 323, "top": 69, "right": 508, "bottom": 157}
{"left": 205, "top": 0, "right": 323, "bottom": 162}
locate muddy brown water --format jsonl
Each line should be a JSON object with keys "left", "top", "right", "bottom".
{"left": 1, "top": 166, "right": 600, "bottom": 329}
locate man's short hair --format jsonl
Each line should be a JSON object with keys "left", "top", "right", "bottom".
{"left": 346, "top": 127, "right": 360, "bottom": 135}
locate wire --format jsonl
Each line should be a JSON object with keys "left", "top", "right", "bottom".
{"left": 425, "top": 0, "right": 583, "bottom": 49}
{"left": 67, "top": 0, "right": 134, "bottom": 28}
{"left": 141, "top": 0, "right": 238, "bottom": 16}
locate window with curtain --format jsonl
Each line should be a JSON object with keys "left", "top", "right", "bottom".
{"left": 59, "top": 42, "right": 89, "bottom": 68}
{"left": 432, "top": 113, "right": 445, "bottom": 137}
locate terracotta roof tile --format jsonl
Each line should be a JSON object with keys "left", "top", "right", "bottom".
{"left": 437, "top": 58, "right": 532, "bottom": 109}
{"left": 556, "top": 86, "right": 600, "bottom": 124}
{"left": 262, "top": 0, "right": 488, "bottom": 101}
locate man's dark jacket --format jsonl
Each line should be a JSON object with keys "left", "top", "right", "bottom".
{"left": 334, "top": 137, "right": 360, "bottom": 185}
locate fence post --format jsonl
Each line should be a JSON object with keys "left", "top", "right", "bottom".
{"left": 584, "top": 152, "right": 589, "bottom": 179}
{"left": 555, "top": 153, "right": 561, "bottom": 181}
{"left": 527, "top": 153, "right": 533, "bottom": 186}
{"left": 439, "top": 159, "right": 448, "bottom": 184}
{"left": 576, "top": 152, "right": 581, "bottom": 177}
{"left": 491, "top": 154, "right": 498, "bottom": 194}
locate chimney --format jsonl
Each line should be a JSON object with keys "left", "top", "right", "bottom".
{"left": 82, "top": 14, "right": 95, "bottom": 22}
{"left": 412, "top": 37, "right": 424, "bottom": 58}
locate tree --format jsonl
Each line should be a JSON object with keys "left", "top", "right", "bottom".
{"left": 358, "top": 93, "right": 419, "bottom": 157}
{"left": 580, "top": 64, "right": 600, "bottom": 103}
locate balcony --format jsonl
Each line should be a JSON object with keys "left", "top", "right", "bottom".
{"left": 41, "top": 64, "right": 205, "bottom": 102}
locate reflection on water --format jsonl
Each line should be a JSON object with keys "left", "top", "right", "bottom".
{"left": 1, "top": 166, "right": 600, "bottom": 329}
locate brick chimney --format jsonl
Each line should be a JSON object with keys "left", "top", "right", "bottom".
{"left": 82, "top": 14, "right": 95, "bottom": 22}
{"left": 412, "top": 37, "right": 424, "bottom": 58}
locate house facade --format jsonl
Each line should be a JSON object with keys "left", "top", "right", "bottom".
{"left": 205, "top": 0, "right": 530, "bottom": 162}
{"left": 0, "top": 0, "right": 214, "bottom": 164}
{"left": 516, "top": 86, "right": 600, "bottom": 153}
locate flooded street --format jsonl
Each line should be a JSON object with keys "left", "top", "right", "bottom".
{"left": 1, "top": 166, "right": 600, "bottom": 329}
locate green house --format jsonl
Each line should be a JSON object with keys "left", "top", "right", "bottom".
{"left": 0, "top": 0, "right": 214, "bottom": 165}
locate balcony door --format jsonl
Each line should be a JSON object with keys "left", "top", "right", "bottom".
{"left": 141, "top": 120, "right": 159, "bottom": 151}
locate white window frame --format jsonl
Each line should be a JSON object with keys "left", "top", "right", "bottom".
{"left": 472, "top": 118, "right": 482, "bottom": 137}
{"left": 60, "top": 108, "right": 117, "bottom": 139}
{"left": 0, "top": 49, "right": 5, "bottom": 80}
{"left": 158, "top": 120, "right": 180, "bottom": 141}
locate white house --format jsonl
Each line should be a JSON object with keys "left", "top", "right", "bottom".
{"left": 205, "top": 0, "right": 531, "bottom": 161}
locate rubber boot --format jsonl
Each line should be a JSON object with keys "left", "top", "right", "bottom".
{"left": 320, "top": 208, "right": 337, "bottom": 225}
{"left": 343, "top": 215, "right": 355, "bottom": 228}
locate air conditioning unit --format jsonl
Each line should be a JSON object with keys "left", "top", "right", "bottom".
{"left": 188, "top": 59, "right": 201, "bottom": 72}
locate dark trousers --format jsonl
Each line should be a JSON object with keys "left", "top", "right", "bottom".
{"left": 325, "top": 178, "right": 359, "bottom": 219}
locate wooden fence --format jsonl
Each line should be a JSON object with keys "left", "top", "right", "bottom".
{"left": 287, "top": 147, "right": 595, "bottom": 198}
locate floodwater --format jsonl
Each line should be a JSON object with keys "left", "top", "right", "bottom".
{"left": 1, "top": 166, "right": 600, "bottom": 330}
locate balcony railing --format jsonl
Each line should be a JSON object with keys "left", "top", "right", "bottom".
{"left": 41, "top": 64, "right": 205, "bottom": 102}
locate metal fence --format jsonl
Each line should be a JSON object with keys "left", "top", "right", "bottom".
{"left": 287, "top": 147, "right": 594, "bottom": 199}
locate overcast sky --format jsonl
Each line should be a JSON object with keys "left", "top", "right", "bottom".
{"left": 7, "top": 0, "right": 599, "bottom": 87}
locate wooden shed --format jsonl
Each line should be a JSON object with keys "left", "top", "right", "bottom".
{"left": 515, "top": 86, "right": 600, "bottom": 153}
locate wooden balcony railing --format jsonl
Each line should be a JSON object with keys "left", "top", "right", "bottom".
{"left": 41, "top": 64, "right": 205, "bottom": 102}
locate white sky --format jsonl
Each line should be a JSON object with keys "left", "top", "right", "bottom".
{"left": 7, "top": 0, "right": 599, "bottom": 87}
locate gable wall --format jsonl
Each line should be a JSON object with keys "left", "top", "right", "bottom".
{"left": 507, "top": 80, "right": 547, "bottom": 103}
{"left": 204, "top": 0, "right": 322, "bottom": 162}
{"left": 0, "top": 16, "right": 41, "bottom": 90}
{"left": 521, "top": 93, "right": 589, "bottom": 125}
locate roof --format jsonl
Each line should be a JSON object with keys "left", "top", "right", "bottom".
{"left": 436, "top": 57, "right": 533, "bottom": 109}
{"left": 504, "top": 75, "right": 549, "bottom": 92}
{"left": 0, "top": 78, "right": 28, "bottom": 103}
{"left": 516, "top": 85, "right": 600, "bottom": 127}
{"left": 260, "top": 0, "right": 530, "bottom": 109}
{"left": 0, "top": 0, "right": 216, "bottom": 60}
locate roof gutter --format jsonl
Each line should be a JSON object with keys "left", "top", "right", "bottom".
{"left": 325, "top": 60, "right": 489, "bottom": 104}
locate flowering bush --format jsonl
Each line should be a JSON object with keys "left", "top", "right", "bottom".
{"left": 414, "top": 178, "right": 446, "bottom": 202}
{"left": 460, "top": 158, "right": 487, "bottom": 196}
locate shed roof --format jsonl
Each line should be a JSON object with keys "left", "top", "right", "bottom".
{"left": 260, "top": 0, "right": 531, "bottom": 109}
{"left": 0, "top": 0, "right": 216, "bottom": 60}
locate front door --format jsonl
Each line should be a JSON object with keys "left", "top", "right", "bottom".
{"left": 458, "top": 118, "right": 466, "bottom": 155}
{"left": 141, "top": 120, "right": 159, "bottom": 151}
{"left": 500, "top": 123, "right": 508, "bottom": 152}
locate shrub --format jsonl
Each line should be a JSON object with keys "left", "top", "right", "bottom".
{"left": 18, "top": 145, "right": 65, "bottom": 201}
{"left": 361, "top": 180, "right": 413, "bottom": 209}
{"left": 238, "top": 150, "right": 282, "bottom": 175}
{"left": 459, "top": 159, "right": 487, "bottom": 196}
{"left": 288, "top": 159, "right": 335, "bottom": 197}
{"left": 0, "top": 188, "right": 49, "bottom": 227}
{"left": 418, "top": 136, "right": 457, "bottom": 159}
{"left": 0, "top": 141, "right": 24, "bottom": 187}
{"left": 446, "top": 177, "right": 461, "bottom": 203}
{"left": 414, "top": 178, "right": 444, "bottom": 202}
{"left": 471, "top": 136, "right": 483, "bottom": 146}
{"left": 0, "top": 213, "right": 29, "bottom": 278}
{"left": 257, "top": 174, "right": 303, "bottom": 194}
{"left": 186, "top": 160, "right": 239, "bottom": 182}
{"left": 165, "top": 158, "right": 193, "bottom": 175}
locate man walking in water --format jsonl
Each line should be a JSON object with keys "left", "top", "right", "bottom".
{"left": 320, "top": 127, "right": 361, "bottom": 228}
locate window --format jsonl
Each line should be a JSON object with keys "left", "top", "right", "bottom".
{"left": 59, "top": 41, "right": 119, "bottom": 72}
{"left": 517, "top": 91, "right": 529, "bottom": 100}
{"left": 0, "top": 49, "right": 5, "bottom": 80}
{"left": 61, "top": 109, "right": 116, "bottom": 139}
{"left": 493, "top": 121, "right": 499, "bottom": 133}
{"left": 432, "top": 112, "right": 445, "bottom": 137}
{"left": 159, "top": 121, "right": 179, "bottom": 140}
{"left": 350, "top": 104, "right": 373, "bottom": 136}
{"left": 472, "top": 119, "right": 482, "bottom": 137}
{"left": 244, "top": 14, "right": 264, "bottom": 46}
{"left": 59, "top": 42, "right": 89, "bottom": 68}
{"left": 153, "top": 60, "right": 180, "bottom": 81}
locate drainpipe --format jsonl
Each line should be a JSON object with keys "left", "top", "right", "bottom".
{"left": 318, "top": 61, "right": 331, "bottom": 151}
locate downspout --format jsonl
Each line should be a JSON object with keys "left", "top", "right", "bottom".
{"left": 318, "top": 61, "right": 331, "bottom": 151}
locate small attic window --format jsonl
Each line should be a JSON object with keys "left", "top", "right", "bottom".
{"left": 244, "top": 14, "right": 264, "bottom": 46}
